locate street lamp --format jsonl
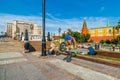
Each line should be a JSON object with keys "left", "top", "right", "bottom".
{"left": 41, "top": 0, "right": 47, "bottom": 56}
{"left": 30, "top": 24, "right": 33, "bottom": 34}
{"left": 24, "top": 29, "right": 28, "bottom": 41}
{"left": 58, "top": 28, "right": 61, "bottom": 41}
{"left": 58, "top": 28, "right": 61, "bottom": 36}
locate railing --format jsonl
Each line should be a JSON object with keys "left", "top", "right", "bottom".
{"left": 29, "top": 35, "right": 42, "bottom": 41}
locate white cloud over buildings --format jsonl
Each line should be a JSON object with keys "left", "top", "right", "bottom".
{"left": 0, "top": 13, "right": 119, "bottom": 35}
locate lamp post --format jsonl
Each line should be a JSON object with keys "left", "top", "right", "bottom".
{"left": 24, "top": 29, "right": 28, "bottom": 41}
{"left": 47, "top": 32, "right": 50, "bottom": 41}
{"left": 41, "top": 0, "right": 47, "bottom": 56}
{"left": 58, "top": 28, "right": 61, "bottom": 41}
{"left": 30, "top": 24, "right": 33, "bottom": 34}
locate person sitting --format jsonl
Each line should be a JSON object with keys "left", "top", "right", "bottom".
{"left": 48, "top": 42, "right": 59, "bottom": 56}
{"left": 87, "top": 44, "right": 95, "bottom": 55}
{"left": 24, "top": 40, "right": 30, "bottom": 53}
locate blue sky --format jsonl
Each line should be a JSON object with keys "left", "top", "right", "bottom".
{"left": 0, "top": 0, "right": 120, "bottom": 35}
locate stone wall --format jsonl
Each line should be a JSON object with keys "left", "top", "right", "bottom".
{"left": 22, "top": 41, "right": 51, "bottom": 51}
{"left": 95, "top": 50, "right": 120, "bottom": 58}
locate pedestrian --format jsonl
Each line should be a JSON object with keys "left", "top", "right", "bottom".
{"left": 87, "top": 44, "right": 95, "bottom": 55}
{"left": 24, "top": 40, "right": 30, "bottom": 53}
{"left": 112, "top": 45, "right": 116, "bottom": 51}
{"left": 118, "top": 45, "right": 120, "bottom": 52}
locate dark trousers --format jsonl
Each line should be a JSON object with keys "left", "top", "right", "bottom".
{"left": 63, "top": 51, "right": 72, "bottom": 62}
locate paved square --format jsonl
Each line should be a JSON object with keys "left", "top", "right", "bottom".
{"left": 0, "top": 52, "right": 119, "bottom": 80}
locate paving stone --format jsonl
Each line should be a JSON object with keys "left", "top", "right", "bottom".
{"left": 21, "top": 63, "right": 49, "bottom": 80}
{"left": 0, "top": 58, "right": 27, "bottom": 65}
{"left": 48, "top": 58, "right": 119, "bottom": 80}
{"left": 0, "top": 50, "right": 120, "bottom": 80}
{"left": 6, "top": 65, "right": 27, "bottom": 80}
{"left": 0, "top": 52, "right": 23, "bottom": 59}
{"left": 0, "top": 68, "right": 5, "bottom": 80}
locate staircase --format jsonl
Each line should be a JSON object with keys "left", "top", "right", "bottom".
{"left": 0, "top": 38, "right": 23, "bottom": 53}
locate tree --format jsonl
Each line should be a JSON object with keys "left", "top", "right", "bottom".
{"left": 100, "top": 40, "right": 105, "bottom": 44}
{"left": 105, "top": 39, "right": 111, "bottom": 44}
{"left": 83, "top": 34, "right": 90, "bottom": 42}
{"left": 116, "top": 35, "right": 120, "bottom": 44}
{"left": 111, "top": 39, "right": 118, "bottom": 45}
{"left": 115, "top": 20, "right": 120, "bottom": 33}
{"left": 71, "top": 31, "right": 85, "bottom": 43}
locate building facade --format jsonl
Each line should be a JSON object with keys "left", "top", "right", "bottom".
{"left": 6, "top": 23, "right": 13, "bottom": 37}
{"left": 81, "top": 19, "right": 89, "bottom": 35}
{"left": 89, "top": 26, "right": 119, "bottom": 42}
{"left": 6, "top": 20, "right": 42, "bottom": 41}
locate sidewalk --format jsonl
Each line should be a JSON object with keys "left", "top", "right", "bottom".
{"left": 0, "top": 51, "right": 120, "bottom": 80}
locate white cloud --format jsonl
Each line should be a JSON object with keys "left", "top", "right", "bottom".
{"left": 0, "top": 13, "right": 119, "bottom": 35}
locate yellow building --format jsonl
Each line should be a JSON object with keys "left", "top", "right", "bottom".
{"left": 89, "top": 26, "right": 119, "bottom": 42}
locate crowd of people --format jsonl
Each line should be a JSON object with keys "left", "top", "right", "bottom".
{"left": 47, "top": 31, "right": 95, "bottom": 62}
{"left": 23, "top": 30, "right": 95, "bottom": 62}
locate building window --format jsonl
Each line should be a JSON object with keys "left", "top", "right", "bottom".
{"left": 108, "top": 29, "right": 112, "bottom": 34}
{"left": 99, "top": 29, "right": 103, "bottom": 32}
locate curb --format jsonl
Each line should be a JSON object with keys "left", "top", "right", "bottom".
{"left": 61, "top": 52, "right": 120, "bottom": 68}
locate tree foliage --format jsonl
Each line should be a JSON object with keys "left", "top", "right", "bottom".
{"left": 83, "top": 34, "right": 90, "bottom": 42}
{"left": 100, "top": 40, "right": 105, "bottom": 44}
{"left": 61, "top": 30, "right": 90, "bottom": 43}
{"left": 105, "top": 39, "right": 111, "bottom": 44}
{"left": 115, "top": 20, "right": 120, "bottom": 32}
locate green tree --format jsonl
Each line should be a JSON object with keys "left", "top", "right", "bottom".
{"left": 83, "top": 34, "right": 90, "bottom": 42}
{"left": 61, "top": 33, "right": 65, "bottom": 39}
{"left": 100, "top": 40, "right": 105, "bottom": 44}
{"left": 111, "top": 39, "right": 118, "bottom": 45}
{"left": 71, "top": 31, "right": 85, "bottom": 43}
{"left": 105, "top": 39, "right": 111, "bottom": 44}
{"left": 115, "top": 35, "right": 120, "bottom": 44}
{"left": 115, "top": 20, "right": 120, "bottom": 33}
{"left": 61, "top": 30, "right": 86, "bottom": 43}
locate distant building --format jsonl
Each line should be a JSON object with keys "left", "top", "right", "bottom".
{"left": 6, "top": 23, "right": 13, "bottom": 37}
{"left": 81, "top": 19, "right": 89, "bottom": 35}
{"left": 6, "top": 20, "right": 42, "bottom": 41}
{"left": 80, "top": 19, "right": 120, "bottom": 42}
{"left": 89, "top": 26, "right": 118, "bottom": 42}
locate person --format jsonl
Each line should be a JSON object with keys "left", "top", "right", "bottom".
{"left": 87, "top": 44, "right": 95, "bottom": 55}
{"left": 24, "top": 40, "right": 30, "bottom": 53}
{"left": 63, "top": 31, "right": 77, "bottom": 62}
{"left": 48, "top": 41, "right": 59, "bottom": 56}
{"left": 112, "top": 44, "right": 116, "bottom": 51}
{"left": 64, "top": 31, "right": 77, "bottom": 48}
{"left": 118, "top": 45, "right": 120, "bottom": 52}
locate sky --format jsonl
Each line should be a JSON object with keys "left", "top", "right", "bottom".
{"left": 0, "top": 0, "right": 120, "bottom": 35}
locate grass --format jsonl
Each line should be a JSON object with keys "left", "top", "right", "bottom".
{"left": 84, "top": 54, "right": 120, "bottom": 62}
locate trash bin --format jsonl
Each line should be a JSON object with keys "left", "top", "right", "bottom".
{"left": 95, "top": 43, "right": 99, "bottom": 50}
